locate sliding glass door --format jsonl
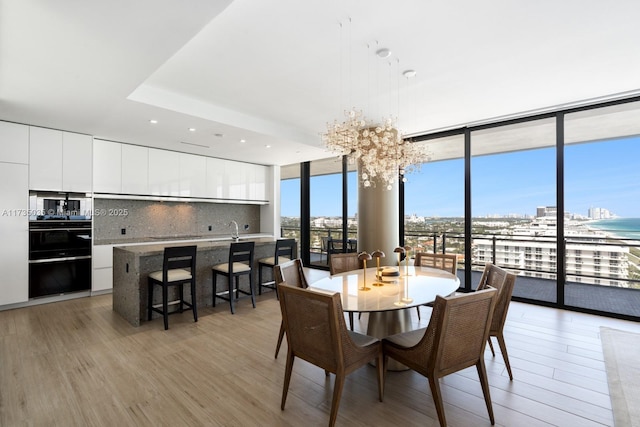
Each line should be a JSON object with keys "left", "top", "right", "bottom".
{"left": 564, "top": 101, "right": 640, "bottom": 315}
{"left": 471, "top": 118, "right": 558, "bottom": 303}
{"left": 282, "top": 96, "right": 640, "bottom": 320}
{"left": 403, "top": 135, "right": 465, "bottom": 278}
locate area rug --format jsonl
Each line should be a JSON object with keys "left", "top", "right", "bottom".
{"left": 600, "top": 327, "right": 640, "bottom": 426}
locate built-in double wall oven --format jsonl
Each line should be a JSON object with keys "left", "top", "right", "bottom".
{"left": 28, "top": 192, "right": 92, "bottom": 298}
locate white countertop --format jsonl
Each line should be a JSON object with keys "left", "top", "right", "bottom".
{"left": 95, "top": 233, "right": 273, "bottom": 246}
{"left": 112, "top": 235, "right": 278, "bottom": 256}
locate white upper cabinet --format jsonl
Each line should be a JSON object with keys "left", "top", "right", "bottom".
{"left": 62, "top": 132, "right": 92, "bottom": 192}
{"left": 122, "top": 144, "right": 148, "bottom": 195}
{"left": 29, "top": 126, "right": 63, "bottom": 190}
{"left": 205, "top": 157, "right": 226, "bottom": 199}
{"left": 30, "top": 126, "right": 92, "bottom": 192}
{"left": 179, "top": 153, "right": 206, "bottom": 197}
{"left": 93, "top": 139, "right": 122, "bottom": 193}
{"left": 226, "top": 160, "right": 248, "bottom": 200}
{"left": 148, "top": 148, "right": 180, "bottom": 196}
{"left": 0, "top": 121, "right": 29, "bottom": 164}
{"left": 252, "top": 164, "right": 268, "bottom": 201}
{"left": 92, "top": 140, "right": 267, "bottom": 202}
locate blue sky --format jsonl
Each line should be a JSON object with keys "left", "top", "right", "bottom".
{"left": 281, "top": 136, "right": 640, "bottom": 218}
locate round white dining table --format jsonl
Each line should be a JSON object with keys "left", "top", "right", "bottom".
{"left": 310, "top": 265, "right": 460, "bottom": 340}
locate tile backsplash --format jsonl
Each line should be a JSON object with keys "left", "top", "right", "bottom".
{"left": 94, "top": 198, "right": 260, "bottom": 242}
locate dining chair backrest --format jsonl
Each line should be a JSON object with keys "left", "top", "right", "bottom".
{"left": 429, "top": 288, "right": 497, "bottom": 375}
{"left": 382, "top": 288, "right": 497, "bottom": 427}
{"left": 277, "top": 283, "right": 383, "bottom": 426}
{"left": 273, "top": 258, "right": 308, "bottom": 359}
{"left": 414, "top": 252, "right": 457, "bottom": 275}
{"left": 329, "top": 252, "right": 360, "bottom": 275}
{"left": 277, "top": 283, "right": 382, "bottom": 376}
{"left": 476, "top": 263, "right": 516, "bottom": 337}
{"left": 321, "top": 236, "right": 330, "bottom": 252}
{"left": 274, "top": 258, "right": 308, "bottom": 289}
{"left": 278, "top": 284, "right": 345, "bottom": 372}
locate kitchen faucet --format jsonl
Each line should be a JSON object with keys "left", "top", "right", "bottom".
{"left": 229, "top": 221, "right": 240, "bottom": 241}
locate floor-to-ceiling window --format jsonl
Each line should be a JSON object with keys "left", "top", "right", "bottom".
{"left": 280, "top": 157, "right": 357, "bottom": 269}
{"left": 471, "top": 118, "right": 558, "bottom": 303}
{"left": 564, "top": 100, "right": 640, "bottom": 316}
{"left": 283, "top": 96, "right": 640, "bottom": 320}
{"left": 403, "top": 134, "right": 465, "bottom": 274}
{"left": 280, "top": 164, "right": 301, "bottom": 254}
{"left": 310, "top": 158, "right": 344, "bottom": 267}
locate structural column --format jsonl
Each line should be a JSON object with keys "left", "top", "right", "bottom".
{"left": 357, "top": 163, "right": 399, "bottom": 267}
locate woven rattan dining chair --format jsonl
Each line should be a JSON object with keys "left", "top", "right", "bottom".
{"left": 476, "top": 262, "right": 517, "bottom": 380}
{"left": 273, "top": 258, "right": 309, "bottom": 358}
{"left": 329, "top": 252, "right": 361, "bottom": 331}
{"left": 329, "top": 252, "right": 360, "bottom": 275}
{"left": 277, "top": 283, "right": 383, "bottom": 427}
{"left": 414, "top": 252, "right": 458, "bottom": 274}
{"left": 382, "top": 288, "right": 498, "bottom": 427}
{"left": 414, "top": 252, "right": 458, "bottom": 320}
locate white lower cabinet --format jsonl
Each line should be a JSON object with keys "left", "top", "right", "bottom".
{"left": 92, "top": 244, "right": 114, "bottom": 292}
{"left": 92, "top": 266, "right": 113, "bottom": 293}
{"left": 0, "top": 163, "right": 28, "bottom": 305}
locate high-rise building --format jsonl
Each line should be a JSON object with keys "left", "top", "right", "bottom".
{"left": 473, "top": 218, "right": 629, "bottom": 287}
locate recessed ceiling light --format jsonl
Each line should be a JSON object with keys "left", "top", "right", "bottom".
{"left": 403, "top": 69, "right": 417, "bottom": 78}
{"left": 376, "top": 48, "right": 391, "bottom": 58}
{"left": 265, "top": 145, "right": 271, "bottom": 148}
{"left": 188, "top": 128, "right": 196, "bottom": 132}
{"left": 240, "top": 139, "right": 246, "bottom": 143}
{"left": 149, "top": 119, "right": 158, "bottom": 124}
{"left": 214, "top": 133, "right": 224, "bottom": 138}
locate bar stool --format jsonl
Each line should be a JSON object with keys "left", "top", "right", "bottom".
{"left": 257, "top": 238, "right": 296, "bottom": 296}
{"left": 147, "top": 245, "right": 198, "bottom": 330}
{"left": 212, "top": 241, "right": 255, "bottom": 314}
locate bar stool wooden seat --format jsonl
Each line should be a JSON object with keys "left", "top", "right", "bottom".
{"left": 147, "top": 245, "right": 198, "bottom": 330}
{"left": 257, "top": 238, "right": 296, "bottom": 297}
{"left": 212, "top": 241, "right": 255, "bottom": 314}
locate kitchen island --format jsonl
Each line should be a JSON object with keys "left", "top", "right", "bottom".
{"left": 113, "top": 237, "right": 279, "bottom": 326}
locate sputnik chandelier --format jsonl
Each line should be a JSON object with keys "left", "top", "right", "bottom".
{"left": 323, "top": 109, "right": 428, "bottom": 190}
{"left": 321, "top": 26, "right": 430, "bottom": 190}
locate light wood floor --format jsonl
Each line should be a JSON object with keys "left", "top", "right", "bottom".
{"left": 2, "top": 271, "right": 639, "bottom": 426}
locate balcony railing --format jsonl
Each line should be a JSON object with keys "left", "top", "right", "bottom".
{"left": 282, "top": 225, "right": 640, "bottom": 288}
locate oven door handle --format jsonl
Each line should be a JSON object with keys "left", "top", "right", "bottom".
{"left": 29, "top": 255, "right": 92, "bottom": 264}
{"left": 29, "top": 227, "right": 91, "bottom": 232}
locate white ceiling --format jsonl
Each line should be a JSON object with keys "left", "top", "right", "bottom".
{"left": 2, "top": 0, "right": 640, "bottom": 167}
